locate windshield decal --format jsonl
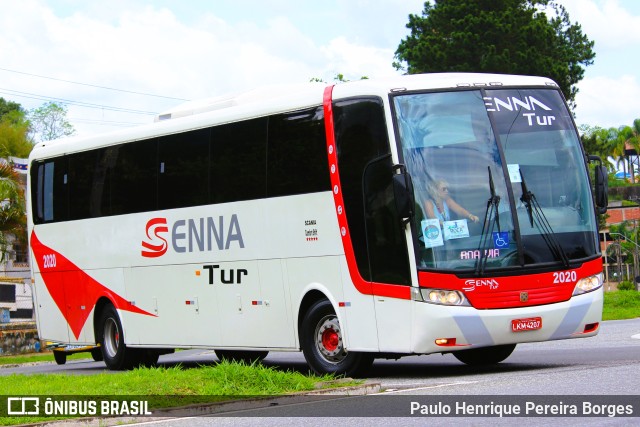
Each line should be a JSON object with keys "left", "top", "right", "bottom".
{"left": 484, "top": 95, "right": 551, "bottom": 112}
{"left": 421, "top": 219, "right": 444, "bottom": 248}
{"left": 484, "top": 95, "right": 558, "bottom": 128}
{"left": 507, "top": 164, "right": 522, "bottom": 183}
{"left": 443, "top": 220, "right": 470, "bottom": 240}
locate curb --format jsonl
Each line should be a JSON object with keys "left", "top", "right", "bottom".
{"left": 16, "top": 382, "right": 382, "bottom": 427}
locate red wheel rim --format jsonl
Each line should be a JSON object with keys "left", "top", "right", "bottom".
{"left": 321, "top": 328, "right": 339, "bottom": 352}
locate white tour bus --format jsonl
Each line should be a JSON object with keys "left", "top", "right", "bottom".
{"left": 28, "top": 73, "right": 608, "bottom": 376}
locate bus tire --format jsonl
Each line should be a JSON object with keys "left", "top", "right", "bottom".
{"left": 97, "top": 304, "right": 137, "bottom": 370}
{"left": 452, "top": 344, "right": 516, "bottom": 366}
{"left": 53, "top": 351, "right": 66, "bottom": 365}
{"left": 215, "top": 350, "right": 269, "bottom": 364}
{"left": 301, "top": 299, "right": 373, "bottom": 377}
{"left": 91, "top": 347, "right": 103, "bottom": 362}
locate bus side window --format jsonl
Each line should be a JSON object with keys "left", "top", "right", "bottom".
{"left": 109, "top": 139, "right": 158, "bottom": 215}
{"left": 31, "top": 162, "right": 44, "bottom": 223}
{"left": 159, "top": 128, "right": 210, "bottom": 210}
{"left": 267, "top": 106, "right": 330, "bottom": 197}
{"left": 211, "top": 118, "right": 268, "bottom": 204}
{"left": 32, "top": 158, "right": 68, "bottom": 224}
{"left": 68, "top": 150, "right": 101, "bottom": 220}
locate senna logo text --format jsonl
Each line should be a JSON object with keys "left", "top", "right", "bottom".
{"left": 463, "top": 279, "right": 500, "bottom": 292}
{"left": 141, "top": 218, "right": 169, "bottom": 257}
{"left": 141, "top": 215, "right": 244, "bottom": 258}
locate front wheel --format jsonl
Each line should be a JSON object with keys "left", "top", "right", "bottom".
{"left": 300, "top": 299, "right": 373, "bottom": 377}
{"left": 452, "top": 344, "right": 516, "bottom": 366}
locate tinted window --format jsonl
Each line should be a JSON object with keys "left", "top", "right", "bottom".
{"left": 68, "top": 150, "right": 100, "bottom": 220}
{"left": 31, "top": 163, "right": 43, "bottom": 222}
{"left": 211, "top": 118, "right": 267, "bottom": 204}
{"left": 109, "top": 139, "right": 158, "bottom": 215}
{"left": 159, "top": 128, "right": 210, "bottom": 210}
{"left": 267, "top": 107, "right": 330, "bottom": 197}
{"left": 51, "top": 158, "right": 68, "bottom": 222}
{"left": 31, "top": 159, "right": 68, "bottom": 224}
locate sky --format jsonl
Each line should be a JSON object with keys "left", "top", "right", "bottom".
{"left": 1, "top": 0, "right": 639, "bottom": 138}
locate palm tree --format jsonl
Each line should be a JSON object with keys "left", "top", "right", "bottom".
{"left": 596, "top": 119, "right": 640, "bottom": 183}
{"left": 0, "top": 107, "right": 31, "bottom": 261}
{"left": 595, "top": 127, "right": 620, "bottom": 172}
{"left": 0, "top": 161, "right": 25, "bottom": 261}
{"left": 619, "top": 119, "right": 640, "bottom": 183}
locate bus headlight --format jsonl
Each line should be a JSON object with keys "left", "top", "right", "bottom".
{"left": 573, "top": 273, "right": 603, "bottom": 296}
{"left": 417, "top": 288, "right": 470, "bottom": 306}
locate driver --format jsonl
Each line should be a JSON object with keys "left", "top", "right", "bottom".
{"left": 424, "top": 179, "right": 479, "bottom": 225}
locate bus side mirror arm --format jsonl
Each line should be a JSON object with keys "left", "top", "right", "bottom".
{"left": 588, "top": 155, "right": 608, "bottom": 215}
{"left": 392, "top": 164, "right": 415, "bottom": 225}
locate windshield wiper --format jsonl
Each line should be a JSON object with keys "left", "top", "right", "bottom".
{"left": 475, "top": 167, "right": 501, "bottom": 276}
{"left": 519, "top": 171, "right": 570, "bottom": 267}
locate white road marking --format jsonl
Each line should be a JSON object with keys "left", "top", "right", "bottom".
{"left": 379, "top": 381, "right": 481, "bottom": 394}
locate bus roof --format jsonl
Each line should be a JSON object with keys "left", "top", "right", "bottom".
{"left": 29, "top": 73, "right": 557, "bottom": 162}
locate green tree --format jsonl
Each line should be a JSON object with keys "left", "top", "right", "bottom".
{"left": 579, "top": 124, "right": 606, "bottom": 160}
{"left": 394, "top": 0, "right": 595, "bottom": 109}
{"left": 601, "top": 127, "right": 627, "bottom": 174}
{"left": 0, "top": 98, "right": 24, "bottom": 121}
{"left": 587, "top": 120, "right": 640, "bottom": 183}
{"left": 29, "top": 101, "right": 75, "bottom": 142}
{"left": 0, "top": 110, "right": 33, "bottom": 159}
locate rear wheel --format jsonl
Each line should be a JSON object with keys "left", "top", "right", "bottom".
{"left": 98, "top": 304, "right": 138, "bottom": 370}
{"left": 214, "top": 350, "right": 269, "bottom": 364}
{"left": 452, "top": 344, "right": 516, "bottom": 366}
{"left": 300, "top": 299, "right": 373, "bottom": 377}
{"left": 53, "top": 350, "right": 66, "bottom": 365}
{"left": 91, "top": 347, "right": 103, "bottom": 362}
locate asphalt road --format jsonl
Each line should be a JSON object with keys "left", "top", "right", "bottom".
{"left": 3, "top": 318, "right": 639, "bottom": 426}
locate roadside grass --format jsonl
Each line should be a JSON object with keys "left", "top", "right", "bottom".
{"left": 0, "top": 361, "right": 346, "bottom": 425}
{"left": 602, "top": 289, "right": 640, "bottom": 321}
{"left": 1, "top": 361, "right": 334, "bottom": 395}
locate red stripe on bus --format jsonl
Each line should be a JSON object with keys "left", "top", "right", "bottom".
{"left": 30, "top": 230, "right": 155, "bottom": 340}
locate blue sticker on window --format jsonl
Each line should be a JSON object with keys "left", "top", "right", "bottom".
{"left": 493, "top": 231, "right": 509, "bottom": 248}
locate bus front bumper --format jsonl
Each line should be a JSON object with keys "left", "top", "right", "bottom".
{"left": 411, "top": 287, "right": 603, "bottom": 354}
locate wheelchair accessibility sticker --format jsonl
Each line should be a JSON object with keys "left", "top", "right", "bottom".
{"left": 493, "top": 231, "right": 509, "bottom": 249}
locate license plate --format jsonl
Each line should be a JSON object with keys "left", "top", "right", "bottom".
{"left": 511, "top": 317, "right": 542, "bottom": 332}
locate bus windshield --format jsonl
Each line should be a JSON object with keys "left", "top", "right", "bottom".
{"left": 393, "top": 88, "right": 599, "bottom": 272}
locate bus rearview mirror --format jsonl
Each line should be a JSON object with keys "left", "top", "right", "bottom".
{"left": 392, "top": 165, "right": 415, "bottom": 223}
